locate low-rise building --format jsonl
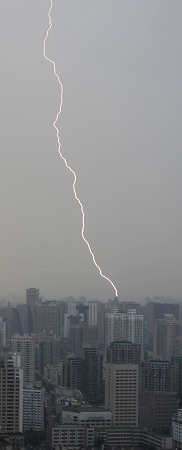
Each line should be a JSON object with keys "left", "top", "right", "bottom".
{"left": 54, "top": 386, "right": 83, "bottom": 415}
{"left": 96, "top": 427, "right": 172, "bottom": 450}
{"left": 47, "top": 424, "right": 94, "bottom": 449}
{"left": 61, "top": 405, "right": 112, "bottom": 427}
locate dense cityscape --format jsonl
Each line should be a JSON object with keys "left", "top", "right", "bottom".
{"left": 0, "top": 290, "right": 182, "bottom": 449}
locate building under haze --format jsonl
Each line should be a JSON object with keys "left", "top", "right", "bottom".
{"left": 0, "top": 317, "right": 6, "bottom": 351}
{"left": 105, "top": 309, "right": 143, "bottom": 357}
{"left": 107, "top": 340, "right": 141, "bottom": 365}
{"left": 139, "top": 359, "right": 178, "bottom": 431}
{"left": 0, "top": 354, "right": 23, "bottom": 433}
{"left": 140, "top": 360, "right": 175, "bottom": 393}
{"left": 0, "top": 306, "right": 22, "bottom": 338}
{"left": 33, "top": 301, "right": 65, "bottom": 338}
{"left": 23, "top": 382, "right": 44, "bottom": 431}
{"left": 39, "top": 336, "right": 61, "bottom": 374}
{"left": 9, "top": 334, "right": 35, "bottom": 384}
{"left": 78, "top": 347, "right": 103, "bottom": 403}
{"left": 26, "top": 288, "right": 40, "bottom": 306}
{"left": 154, "top": 314, "right": 182, "bottom": 361}
{"left": 63, "top": 357, "right": 82, "bottom": 391}
{"left": 105, "top": 362, "right": 139, "bottom": 427}
{"left": 172, "top": 354, "right": 182, "bottom": 397}
{"left": 17, "top": 304, "right": 30, "bottom": 334}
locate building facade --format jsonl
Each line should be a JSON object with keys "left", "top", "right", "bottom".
{"left": 79, "top": 347, "right": 103, "bottom": 403}
{"left": 154, "top": 314, "right": 182, "bottom": 361}
{"left": 0, "top": 354, "right": 23, "bottom": 433}
{"left": 48, "top": 425, "right": 94, "bottom": 449}
{"left": 107, "top": 340, "right": 141, "bottom": 364}
{"left": 62, "top": 357, "right": 82, "bottom": 391}
{"left": 172, "top": 409, "right": 182, "bottom": 448}
{"left": 23, "top": 382, "right": 44, "bottom": 431}
{"left": 9, "top": 334, "right": 35, "bottom": 384}
{"left": 139, "top": 391, "right": 178, "bottom": 432}
{"left": 105, "top": 362, "right": 139, "bottom": 427}
{"left": 140, "top": 360, "right": 175, "bottom": 393}
{"left": 105, "top": 309, "right": 143, "bottom": 357}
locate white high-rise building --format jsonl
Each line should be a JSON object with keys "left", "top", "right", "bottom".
{"left": 0, "top": 353, "right": 23, "bottom": 433}
{"left": 9, "top": 334, "right": 35, "bottom": 384}
{"left": 23, "top": 382, "right": 45, "bottom": 431}
{"left": 172, "top": 409, "right": 182, "bottom": 446}
{"left": 88, "top": 301, "right": 99, "bottom": 326}
{"left": 67, "top": 302, "right": 76, "bottom": 316}
{"left": 105, "top": 309, "right": 143, "bottom": 357}
{"left": 105, "top": 362, "right": 139, "bottom": 427}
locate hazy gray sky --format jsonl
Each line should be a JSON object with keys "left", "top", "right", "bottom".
{"left": 0, "top": 1, "right": 182, "bottom": 302}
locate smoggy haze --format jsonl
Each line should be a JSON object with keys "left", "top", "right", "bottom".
{"left": 0, "top": 1, "right": 182, "bottom": 302}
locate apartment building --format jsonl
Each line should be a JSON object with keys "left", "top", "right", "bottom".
{"left": 0, "top": 354, "right": 23, "bottom": 433}
{"left": 172, "top": 409, "right": 182, "bottom": 448}
{"left": 139, "top": 391, "right": 178, "bottom": 432}
{"left": 105, "top": 309, "right": 143, "bottom": 357}
{"left": 140, "top": 360, "right": 175, "bottom": 393}
{"left": 9, "top": 334, "right": 35, "bottom": 384}
{"left": 62, "top": 357, "right": 82, "bottom": 391}
{"left": 107, "top": 340, "right": 141, "bottom": 364}
{"left": 23, "top": 382, "right": 44, "bottom": 431}
{"left": 172, "top": 354, "right": 182, "bottom": 396}
{"left": 39, "top": 336, "right": 61, "bottom": 374}
{"left": 33, "top": 301, "right": 65, "bottom": 338}
{"left": 154, "top": 314, "right": 182, "bottom": 361}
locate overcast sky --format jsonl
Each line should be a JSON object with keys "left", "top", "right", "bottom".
{"left": 0, "top": 1, "right": 182, "bottom": 302}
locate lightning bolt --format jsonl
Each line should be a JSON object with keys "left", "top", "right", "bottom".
{"left": 44, "top": 0, "right": 118, "bottom": 298}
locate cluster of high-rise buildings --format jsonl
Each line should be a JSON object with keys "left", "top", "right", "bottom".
{"left": 1, "top": 291, "right": 182, "bottom": 449}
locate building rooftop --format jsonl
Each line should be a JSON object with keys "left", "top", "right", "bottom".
{"left": 61, "top": 405, "right": 108, "bottom": 413}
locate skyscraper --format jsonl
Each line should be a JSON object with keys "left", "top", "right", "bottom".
{"left": 78, "top": 348, "right": 103, "bottom": 403}
{"left": 139, "top": 359, "right": 178, "bottom": 431}
{"left": 105, "top": 362, "right": 139, "bottom": 427}
{"left": 23, "top": 382, "right": 44, "bottom": 431}
{"left": 63, "top": 358, "right": 82, "bottom": 391}
{"left": 0, "top": 354, "right": 23, "bottom": 433}
{"left": 26, "top": 288, "right": 40, "bottom": 333}
{"left": 9, "top": 334, "right": 35, "bottom": 384}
